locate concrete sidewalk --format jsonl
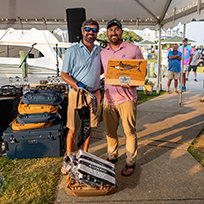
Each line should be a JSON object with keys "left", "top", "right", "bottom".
{"left": 56, "top": 91, "right": 204, "bottom": 204}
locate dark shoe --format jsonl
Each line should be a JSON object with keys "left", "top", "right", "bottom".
{"left": 182, "top": 86, "right": 186, "bottom": 91}
{"left": 186, "top": 78, "right": 188, "bottom": 81}
{"left": 121, "top": 164, "right": 135, "bottom": 176}
{"left": 64, "top": 155, "right": 70, "bottom": 163}
{"left": 107, "top": 158, "right": 118, "bottom": 164}
{"left": 200, "top": 97, "right": 204, "bottom": 102}
{"left": 194, "top": 79, "right": 198, "bottom": 82}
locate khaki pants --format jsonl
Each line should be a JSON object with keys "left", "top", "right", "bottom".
{"left": 103, "top": 101, "right": 137, "bottom": 165}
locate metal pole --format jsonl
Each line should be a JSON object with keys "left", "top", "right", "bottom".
{"left": 179, "top": 24, "right": 186, "bottom": 106}
{"left": 160, "top": 44, "right": 163, "bottom": 91}
{"left": 56, "top": 44, "right": 59, "bottom": 77}
{"left": 19, "top": 43, "right": 36, "bottom": 78}
{"left": 156, "top": 25, "right": 161, "bottom": 94}
{"left": 5, "top": 45, "right": 9, "bottom": 57}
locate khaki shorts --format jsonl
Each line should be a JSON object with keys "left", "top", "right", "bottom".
{"left": 67, "top": 88, "right": 101, "bottom": 130}
{"left": 167, "top": 71, "right": 180, "bottom": 80}
{"left": 182, "top": 65, "right": 188, "bottom": 73}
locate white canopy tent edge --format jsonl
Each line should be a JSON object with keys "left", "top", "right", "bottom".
{"left": 0, "top": 0, "right": 203, "bottom": 30}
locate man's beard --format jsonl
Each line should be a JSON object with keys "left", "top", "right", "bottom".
{"left": 84, "top": 34, "right": 96, "bottom": 43}
{"left": 109, "top": 35, "right": 121, "bottom": 45}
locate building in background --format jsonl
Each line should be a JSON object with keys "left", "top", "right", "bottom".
{"left": 143, "top": 27, "right": 183, "bottom": 43}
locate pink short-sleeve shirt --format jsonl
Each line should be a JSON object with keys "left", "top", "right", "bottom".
{"left": 101, "top": 41, "right": 144, "bottom": 105}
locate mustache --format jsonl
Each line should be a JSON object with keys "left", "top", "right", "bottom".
{"left": 86, "top": 33, "right": 95, "bottom": 37}
{"left": 111, "top": 35, "right": 118, "bottom": 37}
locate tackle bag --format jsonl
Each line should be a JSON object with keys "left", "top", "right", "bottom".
{"left": 22, "top": 90, "right": 64, "bottom": 105}
{"left": 65, "top": 150, "right": 116, "bottom": 197}
{"left": 16, "top": 112, "right": 59, "bottom": 124}
{"left": 77, "top": 150, "right": 116, "bottom": 186}
{"left": 74, "top": 92, "right": 90, "bottom": 149}
{"left": 18, "top": 99, "right": 58, "bottom": 114}
{"left": 11, "top": 119, "right": 52, "bottom": 130}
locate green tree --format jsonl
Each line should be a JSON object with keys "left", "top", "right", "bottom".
{"left": 122, "top": 30, "right": 142, "bottom": 42}
{"left": 98, "top": 30, "right": 142, "bottom": 43}
{"left": 98, "top": 31, "right": 109, "bottom": 42}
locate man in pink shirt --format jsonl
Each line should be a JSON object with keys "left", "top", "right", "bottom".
{"left": 101, "top": 19, "right": 143, "bottom": 176}
{"left": 178, "top": 38, "right": 194, "bottom": 91}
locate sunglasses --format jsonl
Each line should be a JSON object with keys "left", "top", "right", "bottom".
{"left": 84, "top": 27, "right": 98, "bottom": 33}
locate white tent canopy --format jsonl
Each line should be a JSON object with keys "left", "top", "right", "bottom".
{"left": 0, "top": 0, "right": 204, "bottom": 30}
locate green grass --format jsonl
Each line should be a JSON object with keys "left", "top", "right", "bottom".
{"left": 188, "top": 129, "right": 204, "bottom": 167}
{"left": 0, "top": 90, "right": 165, "bottom": 203}
{"left": 137, "top": 90, "right": 165, "bottom": 104}
{"left": 0, "top": 157, "right": 62, "bottom": 204}
{"left": 147, "top": 59, "right": 158, "bottom": 64}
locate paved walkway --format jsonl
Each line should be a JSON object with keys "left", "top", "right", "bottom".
{"left": 56, "top": 91, "right": 204, "bottom": 204}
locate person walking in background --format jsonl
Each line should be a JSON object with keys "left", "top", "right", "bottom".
{"left": 178, "top": 38, "right": 194, "bottom": 91}
{"left": 101, "top": 19, "right": 144, "bottom": 176}
{"left": 166, "top": 44, "right": 182, "bottom": 94}
{"left": 60, "top": 19, "right": 101, "bottom": 174}
{"left": 186, "top": 46, "right": 201, "bottom": 82}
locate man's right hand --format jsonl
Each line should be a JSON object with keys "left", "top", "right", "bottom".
{"left": 76, "top": 81, "right": 88, "bottom": 90}
{"left": 61, "top": 72, "right": 80, "bottom": 91}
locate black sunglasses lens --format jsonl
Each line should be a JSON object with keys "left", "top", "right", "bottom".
{"left": 84, "top": 27, "right": 98, "bottom": 33}
{"left": 92, "top": 28, "right": 98, "bottom": 33}
{"left": 85, "top": 27, "right": 91, "bottom": 32}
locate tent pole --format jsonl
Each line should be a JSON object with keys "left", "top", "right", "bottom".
{"left": 179, "top": 24, "right": 186, "bottom": 106}
{"left": 156, "top": 25, "right": 161, "bottom": 94}
{"left": 160, "top": 44, "right": 163, "bottom": 91}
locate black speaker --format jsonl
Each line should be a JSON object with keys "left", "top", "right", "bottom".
{"left": 66, "top": 8, "right": 86, "bottom": 43}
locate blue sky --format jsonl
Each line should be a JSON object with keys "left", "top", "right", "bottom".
{"left": 181, "top": 22, "right": 204, "bottom": 46}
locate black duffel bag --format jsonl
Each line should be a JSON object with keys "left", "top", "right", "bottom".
{"left": 74, "top": 91, "right": 91, "bottom": 149}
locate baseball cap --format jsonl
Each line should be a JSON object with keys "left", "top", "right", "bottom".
{"left": 107, "top": 19, "right": 122, "bottom": 29}
{"left": 183, "top": 38, "right": 188, "bottom": 43}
